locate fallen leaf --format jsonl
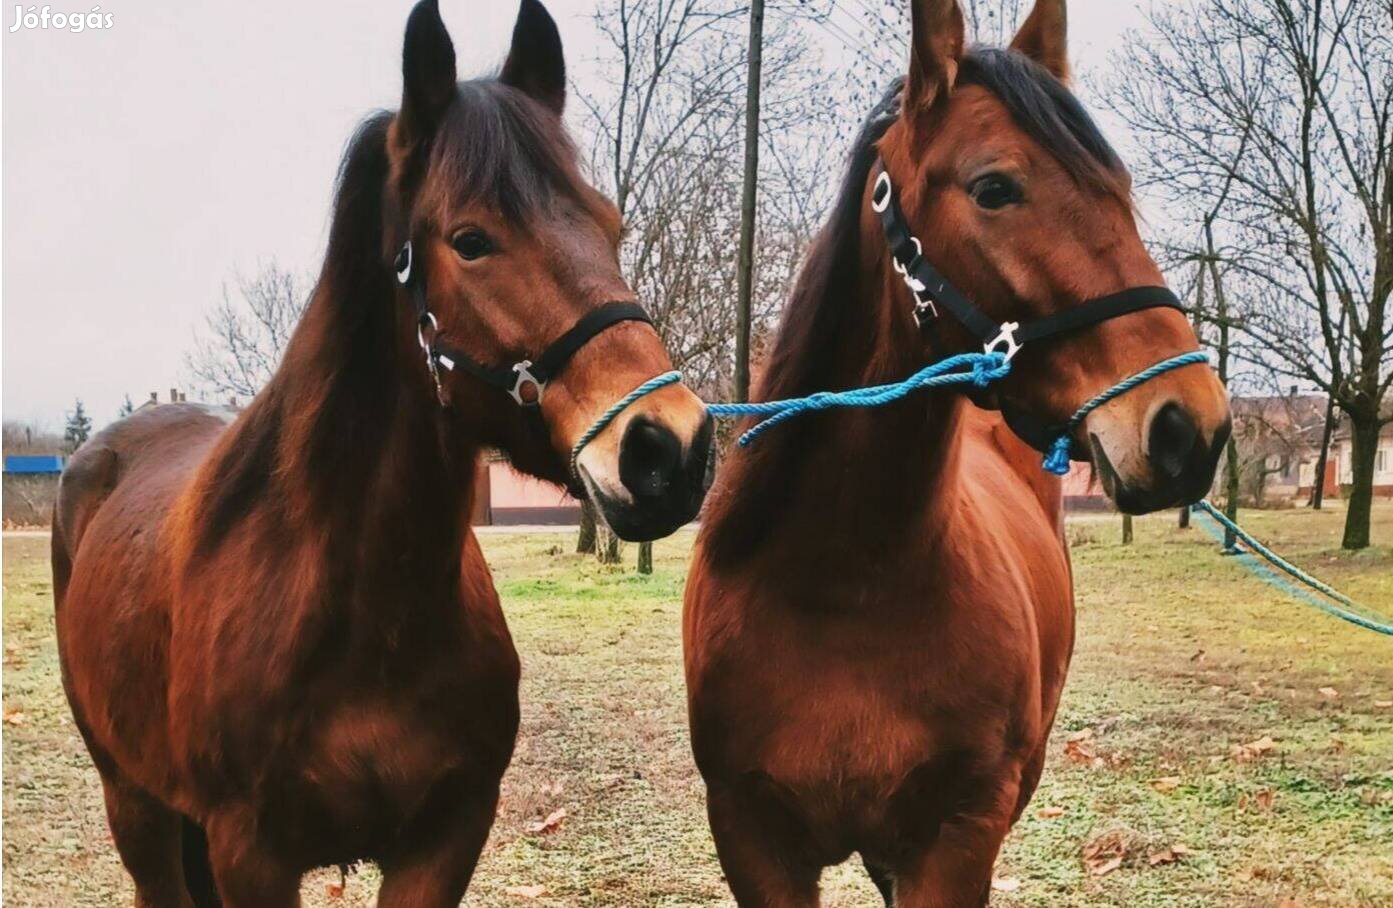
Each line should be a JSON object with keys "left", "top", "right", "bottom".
{"left": 1148, "top": 844, "right": 1191, "bottom": 866}
{"left": 526, "top": 807, "right": 567, "bottom": 835}
{"left": 1082, "top": 831, "right": 1128, "bottom": 876}
{"left": 1318, "top": 687, "right": 1339, "bottom": 699}
{"left": 991, "top": 876, "right": 1021, "bottom": 892}
{"left": 505, "top": 884, "right": 547, "bottom": 899}
{"left": 1150, "top": 776, "right": 1182, "bottom": 793}
{"left": 1067, "top": 727, "right": 1095, "bottom": 743}
{"left": 1063, "top": 738, "right": 1099, "bottom": 766}
{"left": 3, "top": 708, "right": 26, "bottom": 726}
{"left": 1037, "top": 806, "right": 1065, "bottom": 819}
{"left": 1373, "top": 700, "right": 1392, "bottom": 709}
{"left": 324, "top": 881, "right": 345, "bottom": 898}
{"left": 1231, "top": 735, "right": 1277, "bottom": 763}
{"left": 1089, "top": 856, "right": 1123, "bottom": 876}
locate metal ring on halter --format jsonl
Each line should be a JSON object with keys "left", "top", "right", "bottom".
{"left": 870, "top": 171, "right": 893, "bottom": 213}
{"left": 508, "top": 360, "right": 546, "bottom": 407}
{"left": 892, "top": 237, "right": 922, "bottom": 278}
{"left": 416, "top": 312, "right": 438, "bottom": 353}
{"left": 984, "top": 322, "right": 1023, "bottom": 363}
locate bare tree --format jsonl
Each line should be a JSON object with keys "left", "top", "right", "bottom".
{"left": 1109, "top": 0, "right": 1392, "bottom": 549}
{"left": 186, "top": 262, "right": 309, "bottom": 402}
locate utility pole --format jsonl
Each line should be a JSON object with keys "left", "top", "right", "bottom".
{"left": 734, "top": 0, "right": 765, "bottom": 403}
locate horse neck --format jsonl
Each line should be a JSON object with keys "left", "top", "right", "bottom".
{"left": 708, "top": 250, "right": 965, "bottom": 564}
{"left": 204, "top": 283, "right": 481, "bottom": 613}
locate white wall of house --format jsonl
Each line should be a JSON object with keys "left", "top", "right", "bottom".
{"left": 1335, "top": 434, "right": 1393, "bottom": 486}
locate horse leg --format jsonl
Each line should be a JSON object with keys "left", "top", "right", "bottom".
{"left": 861, "top": 855, "right": 896, "bottom": 906}
{"left": 888, "top": 812, "right": 1011, "bottom": 908}
{"left": 375, "top": 783, "right": 500, "bottom": 908}
{"left": 203, "top": 809, "right": 301, "bottom": 908}
{"left": 706, "top": 781, "right": 822, "bottom": 908}
{"left": 100, "top": 776, "right": 195, "bottom": 908}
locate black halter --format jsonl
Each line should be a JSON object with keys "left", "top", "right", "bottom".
{"left": 870, "top": 160, "right": 1187, "bottom": 457}
{"left": 393, "top": 240, "right": 653, "bottom": 407}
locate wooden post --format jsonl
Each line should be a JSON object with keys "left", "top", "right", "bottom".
{"left": 1122, "top": 513, "right": 1134, "bottom": 545}
{"left": 638, "top": 541, "right": 653, "bottom": 575}
{"left": 733, "top": 0, "right": 765, "bottom": 403}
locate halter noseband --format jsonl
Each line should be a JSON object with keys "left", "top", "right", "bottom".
{"left": 871, "top": 160, "right": 1192, "bottom": 465}
{"left": 393, "top": 239, "right": 653, "bottom": 408}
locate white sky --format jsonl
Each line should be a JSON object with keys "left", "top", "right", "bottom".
{"left": 2, "top": 0, "right": 1153, "bottom": 430}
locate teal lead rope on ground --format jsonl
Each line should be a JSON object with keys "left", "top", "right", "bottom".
{"left": 707, "top": 351, "right": 1011, "bottom": 446}
{"left": 1192, "top": 500, "right": 1393, "bottom": 636}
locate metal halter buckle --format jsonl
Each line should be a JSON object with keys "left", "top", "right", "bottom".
{"left": 415, "top": 312, "right": 446, "bottom": 402}
{"left": 508, "top": 361, "right": 546, "bottom": 407}
{"left": 870, "top": 171, "right": 893, "bottom": 213}
{"left": 984, "top": 322, "right": 1023, "bottom": 363}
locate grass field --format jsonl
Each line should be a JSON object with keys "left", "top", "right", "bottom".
{"left": 3, "top": 504, "right": 1391, "bottom": 906}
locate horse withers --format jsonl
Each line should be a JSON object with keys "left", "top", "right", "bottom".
{"left": 684, "top": 1, "right": 1230, "bottom": 904}
{"left": 52, "top": 1, "right": 711, "bottom": 905}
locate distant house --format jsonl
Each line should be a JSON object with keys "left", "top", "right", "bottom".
{"left": 1227, "top": 392, "right": 1331, "bottom": 506}
{"left": 1331, "top": 406, "right": 1393, "bottom": 498}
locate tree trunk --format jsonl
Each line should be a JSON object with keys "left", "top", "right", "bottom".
{"left": 637, "top": 541, "right": 653, "bottom": 574}
{"left": 597, "top": 526, "right": 623, "bottom": 565}
{"left": 1223, "top": 434, "right": 1240, "bottom": 553}
{"left": 1121, "top": 513, "right": 1133, "bottom": 545}
{"left": 1309, "top": 395, "right": 1336, "bottom": 510}
{"left": 576, "top": 501, "right": 598, "bottom": 554}
{"left": 1341, "top": 415, "right": 1379, "bottom": 550}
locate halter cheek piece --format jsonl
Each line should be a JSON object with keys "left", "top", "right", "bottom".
{"left": 394, "top": 239, "right": 654, "bottom": 408}
{"left": 870, "top": 161, "right": 1190, "bottom": 464}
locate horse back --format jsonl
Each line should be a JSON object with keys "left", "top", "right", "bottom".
{"left": 52, "top": 404, "right": 236, "bottom": 795}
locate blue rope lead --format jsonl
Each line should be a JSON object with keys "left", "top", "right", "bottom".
{"left": 1042, "top": 350, "right": 1211, "bottom": 475}
{"left": 569, "top": 370, "right": 683, "bottom": 478}
{"left": 707, "top": 352, "right": 1011, "bottom": 447}
{"left": 1192, "top": 500, "right": 1393, "bottom": 636}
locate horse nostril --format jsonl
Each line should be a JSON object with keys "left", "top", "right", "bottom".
{"left": 1147, "top": 402, "right": 1199, "bottom": 483}
{"left": 619, "top": 417, "right": 682, "bottom": 501}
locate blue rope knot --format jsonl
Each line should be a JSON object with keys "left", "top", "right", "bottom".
{"left": 1040, "top": 350, "right": 1210, "bottom": 475}
{"left": 1042, "top": 436, "right": 1073, "bottom": 476}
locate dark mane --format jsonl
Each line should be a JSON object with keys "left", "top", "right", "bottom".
{"left": 754, "top": 80, "right": 905, "bottom": 404}
{"left": 428, "top": 81, "right": 587, "bottom": 223}
{"left": 957, "top": 48, "right": 1126, "bottom": 198}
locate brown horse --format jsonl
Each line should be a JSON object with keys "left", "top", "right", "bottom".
{"left": 52, "top": 1, "right": 712, "bottom": 905}
{"left": 685, "top": 1, "right": 1231, "bottom": 904}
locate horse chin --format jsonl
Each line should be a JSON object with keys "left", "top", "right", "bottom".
{"left": 1090, "top": 434, "right": 1207, "bottom": 516}
{"left": 578, "top": 467, "right": 701, "bottom": 543}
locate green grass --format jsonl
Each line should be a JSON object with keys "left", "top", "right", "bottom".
{"left": 3, "top": 504, "right": 1390, "bottom": 906}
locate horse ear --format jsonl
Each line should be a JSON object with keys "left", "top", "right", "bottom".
{"left": 399, "top": 0, "right": 457, "bottom": 147}
{"left": 1010, "top": 0, "right": 1070, "bottom": 82}
{"left": 500, "top": 0, "right": 566, "bottom": 115}
{"left": 906, "top": 0, "right": 965, "bottom": 114}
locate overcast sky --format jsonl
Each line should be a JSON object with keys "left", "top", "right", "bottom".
{"left": 2, "top": 0, "right": 1152, "bottom": 431}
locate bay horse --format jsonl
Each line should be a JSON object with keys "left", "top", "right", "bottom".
{"left": 684, "top": 0, "right": 1231, "bottom": 904}
{"left": 52, "top": 1, "right": 712, "bottom": 904}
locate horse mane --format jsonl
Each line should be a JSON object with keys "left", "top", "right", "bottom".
{"left": 194, "top": 111, "right": 400, "bottom": 551}
{"left": 957, "top": 49, "right": 1127, "bottom": 199}
{"left": 428, "top": 80, "right": 592, "bottom": 224}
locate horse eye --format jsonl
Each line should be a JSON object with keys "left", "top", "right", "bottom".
{"left": 969, "top": 174, "right": 1023, "bottom": 210}
{"left": 451, "top": 230, "right": 493, "bottom": 261}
